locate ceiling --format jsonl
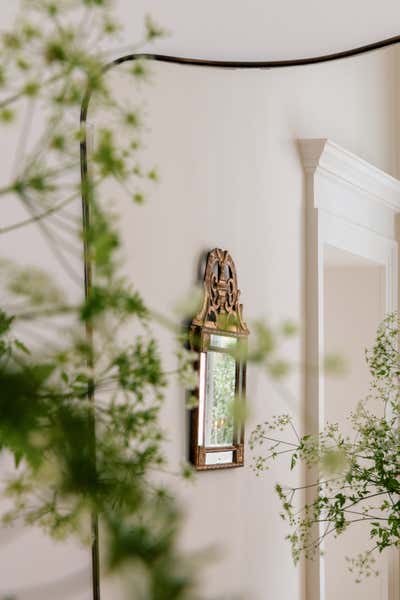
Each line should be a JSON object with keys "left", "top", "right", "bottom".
{"left": 116, "top": 0, "right": 400, "bottom": 61}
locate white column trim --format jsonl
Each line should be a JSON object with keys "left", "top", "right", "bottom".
{"left": 299, "top": 138, "right": 400, "bottom": 214}
{"left": 299, "top": 138, "right": 400, "bottom": 600}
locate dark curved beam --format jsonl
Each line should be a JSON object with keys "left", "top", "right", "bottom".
{"left": 80, "top": 33, "right": 400, "bottom": 600}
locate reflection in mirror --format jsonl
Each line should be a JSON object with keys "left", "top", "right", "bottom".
{"left": 205, "top": 349, "right": 236, "bottom": 447}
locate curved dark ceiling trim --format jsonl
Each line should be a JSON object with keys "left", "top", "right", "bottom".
{"left": 80, "top": 33, "right": 400, "bottom": 600}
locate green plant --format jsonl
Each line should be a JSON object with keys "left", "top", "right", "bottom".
{"left": 0, "top": 2, "right": 197, "bottom": 598}
{"left": 250, "top": 313, "right": 400, "bottom": 580}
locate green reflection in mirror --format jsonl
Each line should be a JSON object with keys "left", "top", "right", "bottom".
{"left": 205, "top": 349, "right": 236, "bottom": 446}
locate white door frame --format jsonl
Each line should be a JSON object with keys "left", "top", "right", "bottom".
{"left": 299, "top": 138, "right": 400, "bottom": 600}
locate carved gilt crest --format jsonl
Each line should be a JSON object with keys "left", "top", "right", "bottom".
{"left": 192, "top": 248, "right": 249, "bottom": 335}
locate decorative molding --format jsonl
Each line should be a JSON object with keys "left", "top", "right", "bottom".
{"left": 299, "top": 138, "right": 400, "bottom": 214}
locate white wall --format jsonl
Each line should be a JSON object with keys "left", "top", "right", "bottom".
{"left": 4, "top": 0, "right": 400, "bottom": 63}
{"left": 95, "top": 46, "right": 399, "bottom": 599}
{"left": 111, "top": 0, "right": 400, "bottom": 61}
{"left": 324, "top": 262, "right": 386, "bottom": 600}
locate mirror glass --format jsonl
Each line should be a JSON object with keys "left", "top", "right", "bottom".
{"left": 205, "top": 349, "right": 236, "bottom": 446}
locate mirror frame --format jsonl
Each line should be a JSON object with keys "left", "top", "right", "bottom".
{"left": 189, "top": 248, "right": 249, "bottom": 471}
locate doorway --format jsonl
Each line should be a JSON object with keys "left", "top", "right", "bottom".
{"left": 323, "top": 244, "right": 387, "bottom": 600}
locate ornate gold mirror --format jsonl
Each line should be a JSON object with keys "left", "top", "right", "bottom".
{"left": 189, "top": 249, "right": 249, "bottom": 470}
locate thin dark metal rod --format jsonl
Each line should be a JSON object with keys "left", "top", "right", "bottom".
{"left": 79, "top": 33, "right": 400, "bottom": 599}
{"left": 90, "top": 513, "right": 101, "bottom": 600}
{"left": 80, "top": 105, "right": 100, "bottom": 600}
{"left": 110, "top": 34, "right": 400, "bottom": 70}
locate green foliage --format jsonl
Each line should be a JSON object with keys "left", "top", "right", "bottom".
{"left": 0, "top": 1, "right": 196, "bottom": 598}
{"left": 0, "top": 109, "right": 14, "bottom": 123}
{"left": 176, "top": 348, "right": 198, "bottom": 394}
{"left": 144, "top": 15, "right": 166, "bottom": 42}
{"left": 80, "top": 283, "right": 147, "bottom": 322}
{"left": 93, "top": 129, "right": 127, "bottom": 179}
{"left": 2, "top": 262, "right": 64, "bottom": 305}
{"left": 246, "top": 320, "right": 293, "bottom": 379}
{"left": 250, "top": 313, "right": 400, "bottom": 580}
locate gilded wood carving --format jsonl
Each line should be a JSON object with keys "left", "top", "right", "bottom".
{"left": 192, "top": 248, "right": 249, "bottom": 335}
{"left": 189, "top": 249, "right": 249, "bottom": 471}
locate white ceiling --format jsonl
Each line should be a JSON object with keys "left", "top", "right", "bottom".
{"left": 116, "top": 0, "right": 400, "bottom": 61}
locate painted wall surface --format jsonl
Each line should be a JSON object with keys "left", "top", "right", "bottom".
{"left": 112, "top": 0, "right": 400, "bottom": 61}
{"left": 3, "top": 1, "right": 400, "bottom": 63}
{"left": 97, "top": 46, "right": 399, "bottom": 599}
{"left": 324, "top": 263, "right": 386, "bottom": 600}
{"left": 0, "top": 5, "right": 399, "bottom": 597}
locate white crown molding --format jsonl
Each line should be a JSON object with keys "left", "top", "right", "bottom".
{"left": 298, "top": 138, "right": 400, "bottom": 214}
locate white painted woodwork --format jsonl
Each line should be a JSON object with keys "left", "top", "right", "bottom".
{"left": 299, "top": 138, "right": 400, "bottom": 600}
